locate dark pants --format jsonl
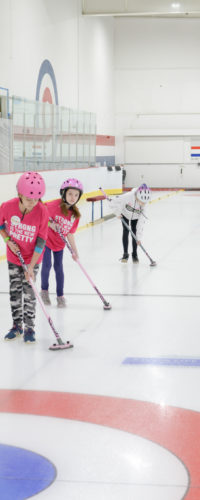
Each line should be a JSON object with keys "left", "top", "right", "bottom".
{"left": 122, "top": 216, "right": 138, "bottom": 257}
{"left": 8, "top": 262, "right": 39, "bottom": 330}
{"left": 41, "top": 246, "right": 64, "bottom": 297}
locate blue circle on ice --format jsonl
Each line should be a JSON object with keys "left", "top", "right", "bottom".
{"left": 0, "top": 443, "right": 56, "bottom": 499}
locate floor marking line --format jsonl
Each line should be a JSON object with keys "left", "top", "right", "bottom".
{"left": 0, "top": 390, "right": 194, "bottom": 499}
{"left": 123, "top": 357, "right": 200, "bottom": 367}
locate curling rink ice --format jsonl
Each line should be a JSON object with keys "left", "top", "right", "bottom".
{"left": 1, "top": 190, "right": 200, "bottom": 499}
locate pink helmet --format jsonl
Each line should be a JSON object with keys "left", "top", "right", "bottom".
{"left": 17, "top": 172, "right": 45, "bottom": 199}
{"left": 136, "top": 183, "right": 151, "bottom": 203}
{"left": 60, "top": 178, "right": 83, "bottom": 202}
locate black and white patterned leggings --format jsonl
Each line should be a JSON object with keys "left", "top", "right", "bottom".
{"left": 8, "top": 262, "right": 39, "bottom": 330}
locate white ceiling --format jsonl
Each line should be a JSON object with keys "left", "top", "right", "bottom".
{"left": 82, "top": 0, "right": 200, "bottom": 17}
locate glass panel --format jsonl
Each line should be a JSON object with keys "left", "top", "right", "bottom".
{"left": 9, "top": 96, "right": 96, "bottom": 171}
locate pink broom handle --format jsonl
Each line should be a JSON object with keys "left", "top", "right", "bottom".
{"left": 49, "top": 219, "right": 111, "bottom": 309}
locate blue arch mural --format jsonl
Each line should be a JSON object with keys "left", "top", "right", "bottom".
{"left": 36, "top": 59, "right": 58, "bottom": 105}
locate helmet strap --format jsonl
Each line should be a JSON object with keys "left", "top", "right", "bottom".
{"left": 64, "top": 201, "right": 74, "bottom": 208}
{"left": 21, "top": 208, "right": 27, "bottom": 221}
{"left": 19, "top": 197, "right": 27, "bottom": 219}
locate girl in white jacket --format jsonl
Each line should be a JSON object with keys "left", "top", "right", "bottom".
{"left": 109, "top": 183, "right": 151, "bottom": 262}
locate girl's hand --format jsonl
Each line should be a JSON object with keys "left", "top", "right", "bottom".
{"left": 49, "top": 221, "right": 60, "bottom": 232}
{"left": 25, "top": 266, "right": 35, "bottom": 282}
{"left": 72, "top": 252, "right": 78, "bottom": 262}
{"left": 7, "top": 240, "right": 20, "bottom": 255}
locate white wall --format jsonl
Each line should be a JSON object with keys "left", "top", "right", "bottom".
{"left": 79, "top": 15, "right": 115, "bottom": 134}
{"left": 114, "top": 17, "right": 200, "bottom": 187}
{"left": 0, "top": 1, "right": 118, "bottom": 256}
{"left": 124, "top": 163, "right": 200, "bottom": 190}
{"left": 2, "top": 4, "right": 200, "bottom": 186}
{"left": 0, "top": 0, "right": 115, "bottom": 135}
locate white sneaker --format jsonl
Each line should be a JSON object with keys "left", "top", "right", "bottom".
{"left": 57, "top": 296, "right": 67, "bottom": 308}
{"left": 120, "top": 253, "right": 129, "bottom": 263}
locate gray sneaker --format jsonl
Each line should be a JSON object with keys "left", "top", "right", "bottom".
{"left": 57, "top": 296, "right": 67, "bottom": 308}
{"left": 40, "top": 290, "right": 51, "bottom": 305}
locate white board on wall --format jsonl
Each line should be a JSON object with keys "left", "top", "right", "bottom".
{"left": 125, "top": 136, "right": 184, "bottom": 164}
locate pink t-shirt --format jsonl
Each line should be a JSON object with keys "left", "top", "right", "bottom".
{"left": 45, "top": 199, "right": 80, "bottom": 251}
{"left": 0, "top": 197, "right": 49, "bottom": 265}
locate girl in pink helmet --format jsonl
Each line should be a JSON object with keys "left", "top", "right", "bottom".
{"left": 109, "top": 183, "right": 151, "bottom": 262}
{"left": 0, "top": 172, "right": 49, "bottom": 342}
{"left": 40, "top": 178, "right": 83, "bottom": 307}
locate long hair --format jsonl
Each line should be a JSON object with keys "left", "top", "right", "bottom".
{"left": 60, "top": 199, "right": 81, "bottom": 219}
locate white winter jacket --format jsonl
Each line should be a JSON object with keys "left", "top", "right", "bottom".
{"left": 109, "top": 188, "right": 147, "bottom": 240}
